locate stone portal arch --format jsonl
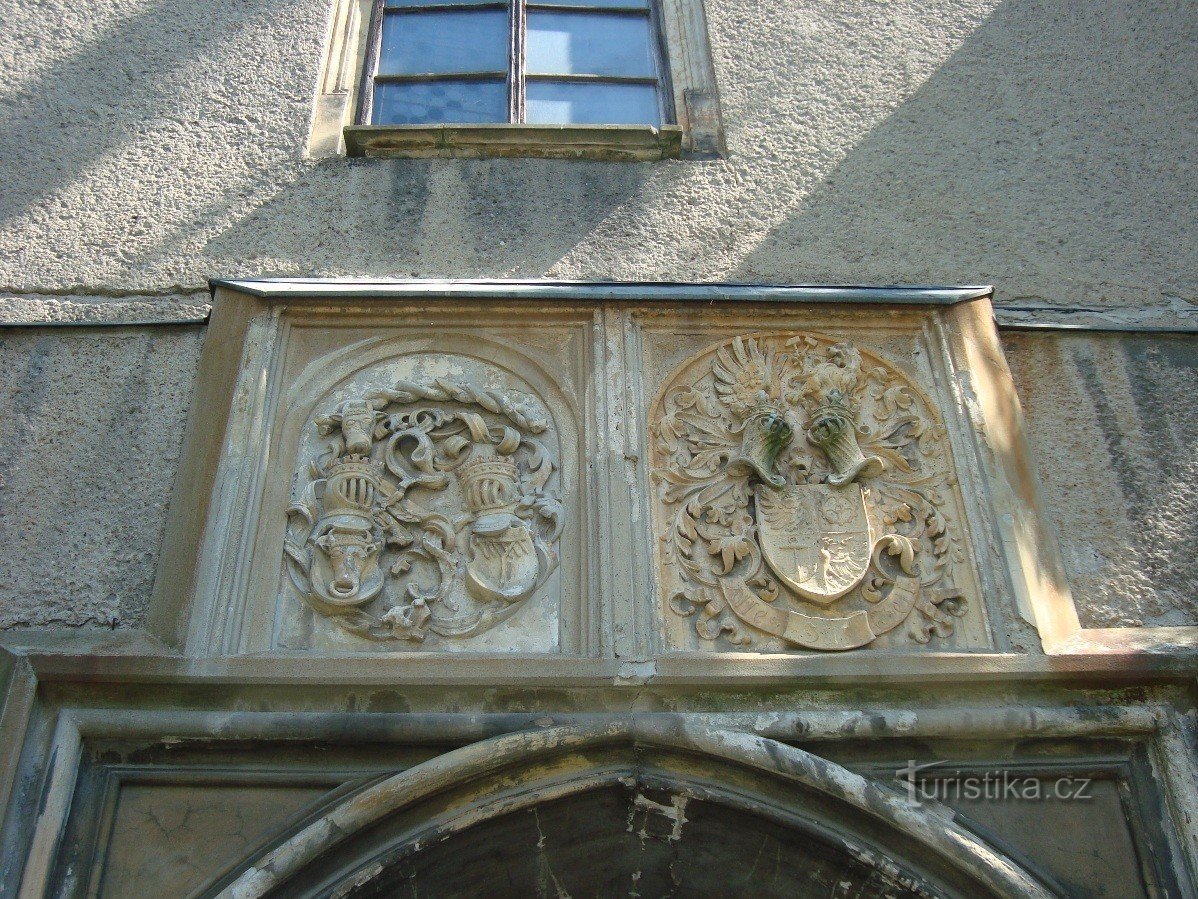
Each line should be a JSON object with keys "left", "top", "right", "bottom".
{"left": 206, "top": 720, "right": 1055, "bottom": 898}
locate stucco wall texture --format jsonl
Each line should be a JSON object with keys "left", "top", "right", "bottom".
{"left": 4, "top": 0, "right": 1197, "bottom": 298}
{"left": 1005, "top": 334, "right": 1198, "bottom": 629}
{"left": 0, "top": 327, "right": 204, "bottom": 629}
{"left": 0, "top": 0, "right": 1194, "bottom": 630}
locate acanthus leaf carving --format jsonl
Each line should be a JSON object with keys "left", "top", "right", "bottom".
{"left": 285, "top": 378, "right": 561, "bottom": 643}
{"left": 653, "top": 333, "right": 968, "bottom": 652}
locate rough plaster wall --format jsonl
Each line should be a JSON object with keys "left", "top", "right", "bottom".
{"left": 0, "top": 0, "right": 1194, "bottom": 303}
{"left": 0, "top": 327, "right": 204, "bottom": 628}
{"left": 1004, "top": 333, "right": 1198, "bottom": 628}
{"left": 0, "top": 0, "right": 1195, "bottom": 630}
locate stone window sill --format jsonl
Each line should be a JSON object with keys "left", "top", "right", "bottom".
{"left": 343, "top": 124, "right": 683, "bottom": 161}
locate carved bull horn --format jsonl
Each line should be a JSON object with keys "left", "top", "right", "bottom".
{"left": 727, "top": 407, "right": 794, "bottom": 488}
{"left": 800, "top": 343, "right": 883, "bottom": 487}
{"left": 806, "top": 404, "right": 884, "bottom": 487}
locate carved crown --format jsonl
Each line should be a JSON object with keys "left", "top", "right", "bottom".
{"left": 323, "top": 455, "right": 385, "bottom": 514}
{"left": 457, "top": 450, "right": 520, "bottom": 514}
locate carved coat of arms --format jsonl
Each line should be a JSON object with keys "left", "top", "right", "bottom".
{"left": 653, "top": 334, "right": 967, "bottom": 651}
{"left": 756, "top": 484, "right": 872, "bottom": 603}
{"left": 284, "top": 380, "right": 562, "bottom": 643}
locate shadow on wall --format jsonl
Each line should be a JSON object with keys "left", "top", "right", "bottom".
{"left": 1005, "top": 333, "right": 1198, "bottom": 629}
{"left": 200, "top": 157, "right": 658, "bottom": 279}
{"left": 0, "top": 0, "right": 656, "bottom": 284}
{"left": 734, "top": 0, "right": 1197, "bottom": 302}
{"left": 3, "top": 0, "right": 1194, "bottom": 292}
{"left": 0, "top": 327, "right": 206, "bottom": 628}
{"left": 203, "top": 0, "right": 1196, "bottom": 289}
{"left": 0, "top": 0, "right": 276, "bottom": 231}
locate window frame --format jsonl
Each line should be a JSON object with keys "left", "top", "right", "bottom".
{"left": 355, "top": 0, "right": 676, "bottom": 129}
{"left": 307, "top": 0, "right": 724, "bottom": 159}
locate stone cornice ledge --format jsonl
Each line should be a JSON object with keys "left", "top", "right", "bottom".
{"left": 211, "top": 278, "right": 993, "bottom": 305}
{"left": 3, "top": 644, "right": 1195, "bottom": 688}
{"left": 0, "top": 292, "right": 210, "bottom": 327}
{"left": 344, "top": 123, "right": 684, "bottom": 161}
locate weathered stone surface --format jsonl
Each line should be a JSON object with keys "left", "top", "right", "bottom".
{"left": 0, "top": 293, "right": 209, "bottom": 326}
{"left": 342, "top": 124, "right": 684, "bottom": 161}
{"left": 174, "top": 300, "right": 591, "bottom": 655}
{"left": 650, "top": 331, "right": 983, "bottom": 652}
{"left": 0, "top": 326, "right": 204, "bottom": 629}
{"left": 0, "top": 0, "right": 1195, "bottom": 635}
{"left": 171, "top": 290, "right": 1068, "bottom": 656}
{"left": 280, "top": 358, "right": 567, "bottom": 651}
{"left": 98, "top": 782, "right": 327, "bottom": 897}
{"left": 213, "top": 720, "right": 1058, "bottom": 897}
{"left": 0, "top": 0, "right": 1194, "bottom": 892}
{"left": 1004, "top": 332, "right": 1198, "bottom": 627}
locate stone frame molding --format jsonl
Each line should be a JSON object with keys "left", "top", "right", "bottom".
{"left": 133, "top": 278, "right": 1198, "bottom": 666}
{"left": 1, "top": 283, "right": 1195, "bottom": 894}
{"left": 2, "top": 644, "right": 1195, "bottom": 895}
{"left": 161, "top": 300, "right": 591, "bottom": 657}
{"left": 210, "top": 719, "right": 1057, "bottom": 898}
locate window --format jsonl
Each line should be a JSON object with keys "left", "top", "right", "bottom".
{"left": 361, "top": 0, "right": 671, "bottom": 128}
{"left": 311, "top": 0, "right": 723, "bottom": 159}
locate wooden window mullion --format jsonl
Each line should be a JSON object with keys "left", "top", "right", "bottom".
{"left": 358, "top": 0, "right": 386, "bottom": 124}
{"left": 509, "top": 0, "right": 526, "bottom": 122}
{"left": 646, "top": 0, "right": 673, "bottom": 128}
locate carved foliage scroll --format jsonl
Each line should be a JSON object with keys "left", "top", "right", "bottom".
{"left": 652, "top": 333, "right": 968, "bottom": 651}
{"left": 284, "top": 377, "right": 562, "bottom": 644}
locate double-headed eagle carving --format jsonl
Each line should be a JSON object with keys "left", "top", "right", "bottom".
{"left": 655, "top": 334, "right": 967, "bottom": 651}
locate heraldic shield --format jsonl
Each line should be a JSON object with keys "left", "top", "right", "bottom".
{"left": 756, "top": 484, "right": 873, "bottom": 605}
{"left": 654, "top": 334, "right": 971, "bottom": 651}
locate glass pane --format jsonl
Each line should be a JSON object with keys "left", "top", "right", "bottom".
{"left": 373, "top": 79, "right": 508, "bottom": 124}
{"left": 386, "top": 0, "right": 501, "bottom": 6}
{"left": 378, "top": 10, "right": 507, "bottom": 75}
{"left": 526, "top": 11, "right": 655, "bottom": 77}
{"left": 528, "top": 0, "right": 648, "bottom": 7}
{"left": 526, "top": 81, "right": 659, "bottom": 125}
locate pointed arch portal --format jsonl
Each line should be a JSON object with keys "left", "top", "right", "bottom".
{"left": 207, "top": 721, "right": 1054, "bottom": 898}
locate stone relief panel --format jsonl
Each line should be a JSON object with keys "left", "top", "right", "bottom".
{"left": 173, "top": 292, "right": 1075, "bottom": 659}
{"left": 276, "top": 352, "right": 569, "bottom": 653}
{"left": 649, "top": 332, "right": 988, "bottom": 652}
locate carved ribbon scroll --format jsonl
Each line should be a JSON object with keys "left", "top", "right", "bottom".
{"left": 655, "top": 334, "right": 968, "bottom": 651}
{"left": 284, "top": 378, "right": 562, "bottom": 643}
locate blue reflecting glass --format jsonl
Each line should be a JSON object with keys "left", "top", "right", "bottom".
{"left": 526, "top": 11, "right": 654, "bottom": 76}
{"left": 373, "top": 80, "right": 508, "bottom": 124}
{"left": 379, "top": 10, "right": 508, "bottom": 75}
{"left": 528, "top": 0, "right": 648, "bottom": 6}
{"left": 386, "top": 0, "right": 501, "bottom": 6}
{"left": 525, "top": 81, "right": 658, "bottom": 125}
